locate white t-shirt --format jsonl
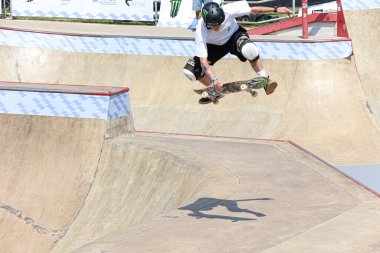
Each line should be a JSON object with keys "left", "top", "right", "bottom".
{"left": 195, "top": 1, "right": 251, "bottom": 58}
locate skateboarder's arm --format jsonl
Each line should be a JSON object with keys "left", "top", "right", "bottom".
{"left": 200, "top": 57, "right": 223, "bottom": 89}
{"left": 250, "top": 6, "right": 292, "bottom": 16}
{"left": 199, "top": 57, "right": 215, "bottom": 79}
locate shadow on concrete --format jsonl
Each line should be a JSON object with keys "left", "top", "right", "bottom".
{"left": 178, "top": 197, "right": 272, "bottom": 222}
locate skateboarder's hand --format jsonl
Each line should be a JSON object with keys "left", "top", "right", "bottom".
{"left": 214, "top": 79, "right": 223, "bottom": 90}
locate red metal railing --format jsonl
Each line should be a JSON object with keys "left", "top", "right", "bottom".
{"left": 301, "top": 0, "right": 349, "bottom": 39}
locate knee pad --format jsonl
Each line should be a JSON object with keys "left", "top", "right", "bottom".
{"left": 236, "top": 35, "right": 260, "bottom": 61}
{"left": 241, "top": 42, "right": 260, "bottom": 61}
{"left": 182, "top": 57, "right": 203, "bottom": 81}
{"left": 182, "top": 68, "right": 196, "bottom": 81}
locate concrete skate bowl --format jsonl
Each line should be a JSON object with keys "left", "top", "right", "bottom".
{"left": 0, "top": 18, "right": 379, "bottom": 165}
{"left": 0, "top": 5, "right": 380, "bottom": 253}
{"left": 50, "top": 136, "right": 238, "bottom": 253}
{"left": 0, "top": 114, "right": 106, "bottom": 253}
{"left": 344, "top": 9, "right": 380, "bottom": 126}
{"left": 0, "top": 112, "right": 237, "bottom": 252}
{"left": 127, "top": 8, "right": 380, "bottom": 166}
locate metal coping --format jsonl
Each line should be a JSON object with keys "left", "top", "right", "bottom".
{"left": 0, "top": 81, "right": 129, "bottom": 96}
{"left": 0, "top": 26, "right": 351, "bottom": 43}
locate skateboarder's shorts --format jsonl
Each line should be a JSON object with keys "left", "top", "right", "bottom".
{"left": 190, "top": 27, "right": 260, "bottom": 78}
{"left": 207, "top": 26, "right": 259, "bottom": 64}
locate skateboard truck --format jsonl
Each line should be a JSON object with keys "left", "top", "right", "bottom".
{"left": 201, "top": 78, "right": 222, "bottom": 104}
{"left": 201, "top": 86, "right": 221, "bottom": 104}
{"left": 240, "top": 84, "right": 258, "bottom": 97}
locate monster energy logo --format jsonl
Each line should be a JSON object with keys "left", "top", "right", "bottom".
{"left": 170, "top": 0, "right": 182, "bottom": 18}
{"left": 202, "top": 9, "right": 208, "bottom": 20}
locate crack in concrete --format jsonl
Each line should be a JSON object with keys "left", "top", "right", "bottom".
{"left": 0, "top": 203, "right": 67, "bottom": 238}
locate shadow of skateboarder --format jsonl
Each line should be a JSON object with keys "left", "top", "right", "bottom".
{"left": 178, "top": 197, "right": 272, "bottom": 222}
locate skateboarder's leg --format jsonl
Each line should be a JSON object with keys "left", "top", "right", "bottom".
{"left": 248, "top": 59, "right": 277, "bottom": 95}
{"left": 249, "top": 58, "right": 265, "bottom": 76}
{"left": 230, "top": 28, "right": 268, "bottom": 77}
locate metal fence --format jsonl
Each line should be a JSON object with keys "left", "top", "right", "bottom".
{"left": 1, "top": 0, "right": 12, "bottom": 18}
{"left": 224, "top": 0, "right": 297, "bottom": 25}
{"left": 1, "top": 0, "right": 11, "bottom": 18}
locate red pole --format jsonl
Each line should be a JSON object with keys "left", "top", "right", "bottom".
{"left": 336, "top": 0, "right": 349, "bottom": 37}
{"left": 302, "top": 0, "right": 309, "bottom": 39}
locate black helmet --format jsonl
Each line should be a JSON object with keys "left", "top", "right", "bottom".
{"left": 202, "top": 2, "right": 225, "bottom": 26}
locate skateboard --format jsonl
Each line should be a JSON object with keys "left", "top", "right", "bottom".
{"left": 193, "top": 77, "right": 274, "bottom": 104}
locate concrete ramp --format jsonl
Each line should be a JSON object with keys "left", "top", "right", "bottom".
{"left": 51, "top": 133, "right": 380, "bottom": 253}
{"left": 274, "top": 58, "right": 380, "bottom": 165}
{"left": 0, "top": 6, "right": 379, "bottom": 253}
{"left": 0, "top": 83, "right": 133, "bottom": 253}
{"left": 345, "top": 9, "right": 380, "bottom": 126}
{"left": 50, "top": 134, "right": 238, "bottom": 253}
{"left": 0, "top": 27, "right": 378, "bottom": 165}
{"left": 275, "top": 8, "right": 380, "bottom": 165}
{"left": 2, "top": 115, "right": 379, "bottom": 252}
{"left": 0, "top": 115, "right": 106, "bottom": 253}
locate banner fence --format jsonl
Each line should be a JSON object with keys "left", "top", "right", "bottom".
{"left": 11, "top": 0, "right": 153, "bottom": 21}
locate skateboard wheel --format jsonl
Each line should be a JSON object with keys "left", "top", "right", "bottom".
{"left": 251, "top": 91, "right": 258, "bottom": 97}
{"left": 213, "top": 99, "right": 219, "bottom": 104}
{"left": 241, "top": 84, "right": 247, "bottom": 90}
{"left": 201, "top": 92, "right": 209, "bottom": 98}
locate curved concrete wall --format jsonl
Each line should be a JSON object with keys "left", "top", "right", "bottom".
{"left": 0, "top": 115, "right": 105, "bottom": 253}
{"left": 0, "top": 5, "right": 379, "bottom": 253}
{"left": 51, "top": 136, "right": 237, "bottom": 253}
{"left": 345, "top": 9, "right": 380, "bottom": 127}
{"left": 0, "top": 39, "right": 379, "bottom": 165}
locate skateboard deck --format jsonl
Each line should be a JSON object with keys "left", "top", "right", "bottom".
{"left": 193, "top": 77, "right": 275, "bottom": 104}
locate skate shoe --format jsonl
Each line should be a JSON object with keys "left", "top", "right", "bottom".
{"left": 248, "top": 77, "right": 277, "bottom": 95}
{"left": 248, "top": 77, "right": 268, "bottom": 89}
{"left": 199, "top": 97, "right": 213, "bottom": 104}
{"left": 264, "top": 78, "right": 278, "bottom": 95}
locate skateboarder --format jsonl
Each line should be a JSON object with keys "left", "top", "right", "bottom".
{"left": 183, "top": 1, "right": 292, "bottom": 104}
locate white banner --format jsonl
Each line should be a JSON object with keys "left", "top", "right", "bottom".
{"left": 298, "top": 1, "right": 337, "bottom": 17}
{"left": 157, "top": 0, "right": 221, "bottom": 28}
{"left": 12, "top": 0, "right": 83, "bottom": 18}
{"left": 157, "top": 0, "right": 195, "bottom": 28}
{"left": 11, "top": 0, "right": 153, "bottom": 21}
{"left": 82, "top": 0, "right": 153, "bottom": 21}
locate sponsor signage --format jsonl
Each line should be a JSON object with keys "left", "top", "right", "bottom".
{"left": 298, "top": 2, "right": 337, "bottom": 16}
{"left": 82, "top": 0, "right": 153, "bottom": 20}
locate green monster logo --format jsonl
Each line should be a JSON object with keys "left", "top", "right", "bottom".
{"left": 202, "top": 9, "right": 208, "bottom": 21}
{"left": 170, "top": 0, "right": 182, "bottom": 18}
